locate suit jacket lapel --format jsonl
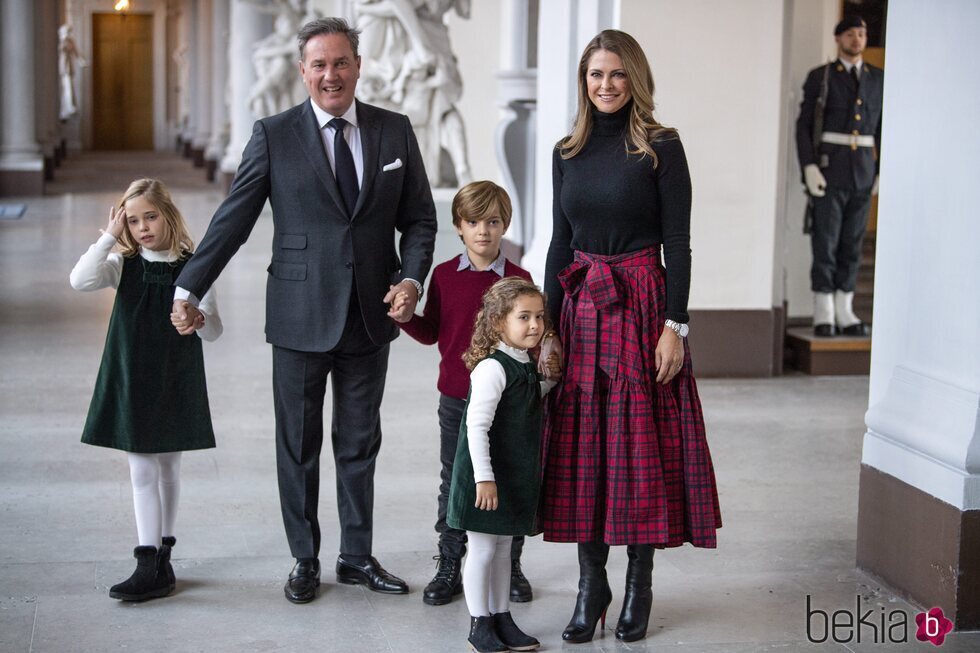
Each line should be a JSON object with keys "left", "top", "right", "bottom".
{"left": 291, "top": 101, "right": 347, "bottom": 217}
{"left": 353, "top": 100, "right": 380, "bottom": 220}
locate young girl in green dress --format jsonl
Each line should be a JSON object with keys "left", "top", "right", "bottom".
{"left": 447, "top": 278, "right": 561, "bottom": 653}
{"left": 70, "top": 178, "right": 222, "bottom": 601}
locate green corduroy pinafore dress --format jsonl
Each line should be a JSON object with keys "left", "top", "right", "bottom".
{"left": 81, "top": 253, "right": 215, "bottom": 453}
{"left": 447, "top": 349, "right": 543, "bottom": 535}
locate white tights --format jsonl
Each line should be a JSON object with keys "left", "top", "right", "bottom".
{"left": 463, "top": 531, "right": 512, "bottom": 616}
{"left": 127, "top": 452, "right": 182, "bottom": 547}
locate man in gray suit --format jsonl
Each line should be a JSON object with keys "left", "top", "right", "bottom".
{"left": 172, "top": 17, "right": 437, "bottom": 603}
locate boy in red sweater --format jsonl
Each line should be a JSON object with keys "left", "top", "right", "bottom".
{"left": 398, "top": 181, "right": 534, "bottom": 607}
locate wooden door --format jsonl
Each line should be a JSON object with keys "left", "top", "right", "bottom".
{"left": 92, "top": 13, "right": 153, "bottom": 150}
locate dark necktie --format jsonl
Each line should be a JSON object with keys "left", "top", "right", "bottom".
{"left": 328, "top": 117, "right": 359, "bottom": 216}
{"left": 851, "top": 66, "right": 860, "bottom": 87}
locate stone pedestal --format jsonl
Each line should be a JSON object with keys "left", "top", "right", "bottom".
{"left": 0, "top": 0, "right": 44, "bottom": 196}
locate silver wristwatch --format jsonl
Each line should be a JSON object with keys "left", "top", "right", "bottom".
{"left": 405, "top": 278, "right": 424, "bottom": 300}
{"left": 664, "top": 319, "right": 689, "bottom": 338}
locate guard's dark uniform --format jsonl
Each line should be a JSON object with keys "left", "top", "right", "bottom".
{"left": 796, "top": 59, "right": 883, "bottom": 293}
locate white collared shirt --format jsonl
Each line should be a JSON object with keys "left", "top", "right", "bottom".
{"left": 457, "top": 251, "right": 507, "bottom": 277}
{"left": 840, "top": 58, "right": 864, "bottom": 74}
{"left": 309, "top": 98, "right": 364, "bottom": 187}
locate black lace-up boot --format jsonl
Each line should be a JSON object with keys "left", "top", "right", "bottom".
{"left": 423, "top": 554, "right": 462, "bottom": 605}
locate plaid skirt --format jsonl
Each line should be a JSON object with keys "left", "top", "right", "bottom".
{"left": 540, "top": 247, "right": 721, "bottom": 547}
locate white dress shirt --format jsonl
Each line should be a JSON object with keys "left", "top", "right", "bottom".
{"left": 309, "top": 98, "right": 364, "bottom": 187}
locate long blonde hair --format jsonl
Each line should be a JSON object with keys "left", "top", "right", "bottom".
{"left": 117, "top": 178, "right": 194, "bottom": 259}
{"left": 463, "top": 277, "right": 546, "bottom": 371}
{"left": 559, "top": 29, "right": 677, "bottom": 166}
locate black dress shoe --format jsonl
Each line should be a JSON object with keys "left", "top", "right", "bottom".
{"left": 336, "top": 555, "right": 409, "bottom": 594}
{"left": 284, "top": 558, "right": 320, "bottom": 604}
{"left": 509, "top": 557, "right": 533, "bottom": 602}
{"left": 813, "top": 323, "right": 835, "bottom": 337}
{"left": 423, "top": 554, "right": 462, "bottom": 605}
{"left": 839, "top": 322, "right": 870, "bottom": 336}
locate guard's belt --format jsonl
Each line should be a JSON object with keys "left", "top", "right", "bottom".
{"left": 821, "top": 132, "right": 875, "bottom": 147}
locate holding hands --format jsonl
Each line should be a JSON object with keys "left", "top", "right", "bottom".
{"left": 384, "top": 280, "right": 419, "bottom": 323}
{"left": 537, "top": 332, "right": 563, "bottom": 381}
{"left": 171, "top": 300, "right": 204, "bottom": 336}
{"left": 474, "top": 481, "right": 498, "bottom": 511}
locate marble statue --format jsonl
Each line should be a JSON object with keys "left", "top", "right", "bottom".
{"left": 356, "top": 0, "right": 473, "bottom": 187}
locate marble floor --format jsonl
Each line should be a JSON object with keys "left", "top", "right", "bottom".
{"left": 1, "top": 153, "right": 976, "bottom": 652}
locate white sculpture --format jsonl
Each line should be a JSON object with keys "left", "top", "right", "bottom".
{"left": 244, "top": 0, "right": 322, "bottom": 118}
{"left": 58, "top": 24, "right": 86, "bottom": 121}
{"left": 356, "top": 0, "right": 472, "bottom": 187}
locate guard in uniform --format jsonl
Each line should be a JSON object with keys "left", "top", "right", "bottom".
{"left": 796, "top": 15, "right": 883, "bottom": 336}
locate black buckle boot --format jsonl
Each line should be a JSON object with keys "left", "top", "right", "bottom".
{"left": 615, "top": 544, "right": 655, "bottom": 642}
{"left": 509, "top": 557, "right": 533, "bottom": 602}
{"left": 423, "top": 554, "right": 462, "bottom": 606}
{"left": 562, "top": 542, "right": 612, "bottom": 643}
{"left": 493, "top": 611, "right": 540, "bottom": 651}
{"left": 109, "top": 546, "right": 172, "bottom": 601}
{"left": 467, "top": 615, "right": 507, "bottom": 653}
{"left": 158, "top": 536, "right": 176, "bottom": 591}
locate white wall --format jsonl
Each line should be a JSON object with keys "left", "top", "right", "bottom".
{"left": 620, "top": 0, "right": 785, "bottom": 311}
{"left": 448, "top": 1, "right": 504, "bottom": 185}
{"left": 862, "top": 0, "right": 980, "bottom": 510}
{"left": 780, "top": 0, "right": 842, "bottom": 318}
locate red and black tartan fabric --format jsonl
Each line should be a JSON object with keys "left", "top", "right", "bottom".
{"left": 540, "top": 246, "right": 721, "bottom": 547}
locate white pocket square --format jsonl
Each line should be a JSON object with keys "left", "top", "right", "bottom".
{"left": 382, "top": 158, "right": 403, "bottom": 172}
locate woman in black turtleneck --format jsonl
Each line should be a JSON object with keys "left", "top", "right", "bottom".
{"left": 539, "top": 30, "right": 722, "bottom": 645}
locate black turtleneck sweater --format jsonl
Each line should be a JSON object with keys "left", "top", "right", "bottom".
{"left": 544, "top": 103, "right": 692, "bottom": 328}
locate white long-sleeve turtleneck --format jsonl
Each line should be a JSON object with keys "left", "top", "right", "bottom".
{"left": 69, "top": 232, "right": 223, "bottom": 341}
{"left": 465, "top": 341, "right": 557, "bottom": 483}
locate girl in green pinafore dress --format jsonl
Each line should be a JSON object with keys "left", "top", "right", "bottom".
{"left": 70, "top": 179, "right": 222, "bottom": 602}
{"left": 447, "top": 278, "right": 562, "bottom": 653}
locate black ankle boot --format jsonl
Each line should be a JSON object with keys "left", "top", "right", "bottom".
{"left": 423, "top": 554, "right": 462, "bottom": 606}
{"left": 109, "top": 546, "right": 172, "bottom": 601}
{"left": 562, "top": 541, "right": 612, "bottom": 643}
{"left": 493, "top": 611, "right": 539, "bottom": 651}
{"left": 467, "top": 615, "right": 508, "bottom": 653}
{"left": 159, "top": 536, "right": 176, "bottom": 591}
{"left": 615, "top": 544, "right": 655, "bottom": 641}
{"left": 509, "top": 556, "right": 533, "bottom": 602}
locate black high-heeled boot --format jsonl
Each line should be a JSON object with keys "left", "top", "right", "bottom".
{"left": 615, "top": 544, "right": 655, "bottom": 641}
{"left": 561, "top": 541, "right": 612, "bottom": 643}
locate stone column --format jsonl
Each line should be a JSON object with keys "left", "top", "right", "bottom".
{"left": 0, "top": 0, "right": 45, "bottom": 196}
{"left": 205, "top": 0, "right": 230, "bottom": 181}
{"left": 521, "top": 0, "right": 617, "bottom": 279}
{"left": 494, "top": 0, "right": 537, "bottom": 256}
{"left": 857, "top": 0, "right": 980, "bottom": 631}
{"left": 35, "top": 0, "right": 60, "bottom": 180}
{"left": 175, "top": 0, "right": 195, "bottom": 156}
{"left": 221, "top": 0, "right": 272, "bottom": 190}
{"left": 191, "top": 0, "right": 213, "bottom": 167}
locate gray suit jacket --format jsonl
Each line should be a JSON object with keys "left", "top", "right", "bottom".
{"left": 176, "top": 100, "right": 438, "bottom": 352}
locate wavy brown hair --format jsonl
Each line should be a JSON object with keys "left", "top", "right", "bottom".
{"left": 559, "top": 29, "right": 678, "bottom": 167}
{"left": 463, "top": 277, "right": 546, "bottom": 370}
{"left": 117, "top": 178, "right": 194, "bottom": 259}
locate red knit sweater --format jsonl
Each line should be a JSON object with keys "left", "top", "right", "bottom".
{"left": 399, "top": 255, "right": 532, "bottom": 400}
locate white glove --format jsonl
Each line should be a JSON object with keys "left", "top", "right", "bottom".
{"left": 871, "top": 175, "right": 879, "bottom": 196}
{"left": 804, "top": 164, "right": 827, "bottom": 197}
